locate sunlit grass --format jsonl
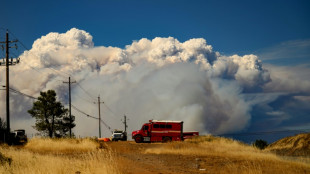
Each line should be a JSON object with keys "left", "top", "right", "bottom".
{"left": 24, "top": 137, "right": 99, "bottom": 154}
{"left": 265, "top": 133, "right": 310, "bottom": 157}
{"left": 144, "top": 135, "right": 310, "bottom": 173}
{"left": 0, "top": 138, "right": 120, "bottom": 174}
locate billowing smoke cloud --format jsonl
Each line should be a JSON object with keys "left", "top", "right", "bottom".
{"left": 2, "top": 28, "right": 304, "bottom": 138}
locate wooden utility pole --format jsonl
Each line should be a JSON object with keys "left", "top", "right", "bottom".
{"left": 0, "top": 30, "right": 18, "bottom": 143}
{"left": 63, "top": 77, "right": 76, "bottom": 138}
{"left": 122, "top": 115, "right": 128, "bottom": 132}
{"left": 5, "top": 31, "right": 9, "bottom": 136}
{"left": 97, "top": 96, "right": 104, "bottom": 138}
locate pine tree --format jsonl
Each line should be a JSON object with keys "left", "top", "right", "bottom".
{"left": 28, "top": 90, "right": 75, "bottom": 138}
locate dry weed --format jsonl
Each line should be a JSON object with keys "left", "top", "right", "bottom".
{"left": 145, "top": 135, "right": 310, "bottom": 173}
{"left": 24, "top": 138, "right": 99, "bottom": 154}
{"left": 0, "top": 138, "right": 120, "bottom": 174}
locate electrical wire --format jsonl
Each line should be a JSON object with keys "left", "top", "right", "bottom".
{"left": 102, "top": 103, "right": 120, "bottom": 121}
{"left": 1, "top": 29, "right": 68, "bottom": 79}
{"left": 2, "top": 29, "right": 116, "bottom": 132}
{"left": 71, "top": 104, "right": 98, "bottom": 119}
{"left": 75, "top": 93, "right": 96, "bottom": 104}
{"left": 71, "top": 104, "right": 114, "bottom": 132}
{"left": 7, "top": 30, "right": 29, "bottom": 51}
{"left": 3, "top": 29, "right": 98, "bottom": 104}
{"left": 7, "top": 87, "right": 38, "bottom": 100}
{"left": 100, "top": 119, "right": 113, "bottom": 132}
{"left": 103, "top": 103, "right": 117, "bottom": 116}
{"left": 76, "top": 83, "right": 96, "bottom": 100}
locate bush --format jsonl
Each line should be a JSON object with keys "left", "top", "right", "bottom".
{"left": 0, "top": 151, "right": 12, "bottom": 165}
{"left": 253, "top": 139, "right": 268, "bottom": 150}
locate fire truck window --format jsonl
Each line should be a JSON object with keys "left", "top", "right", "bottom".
{"left": 144, "top": 126, "right": 149, "bottom": 131}
{"left": 160, "top": 124, "right": 165, "bottom": 128}
{"left": 153, "top": 124, "right": 159, "bottom": 128}
{"left": 166, "top": 125, "right": 172, "bottom": 129}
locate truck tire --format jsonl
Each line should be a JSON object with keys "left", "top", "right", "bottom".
{"left": 134, "top": 135, "right": 143, "bottom": 143}
{"left": 162, "top": 137, "right": 171, "bottom": 143}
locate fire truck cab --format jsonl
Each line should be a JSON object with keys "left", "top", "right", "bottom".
{"left": 132, "top": 120, "right": 198, "bottom": 143}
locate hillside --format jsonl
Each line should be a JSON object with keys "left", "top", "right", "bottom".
{"left": 108, "top": 135, "right": 310, "bottom": 173}
{"left": 266, "top": 133, "right": 310, "bottom": 156}
{"left": 1, "top": 136, "right": 310, "bottom": 173}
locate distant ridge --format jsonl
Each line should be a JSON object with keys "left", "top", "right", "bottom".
{"left": 266, "top": 133, "right": 310, "bottom": 156}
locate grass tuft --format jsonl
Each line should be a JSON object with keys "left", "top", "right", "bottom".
{"left": 24, "top": 138, "right": 99, "bottom": 154}
{"left": 145, "top": 135, "right": 310, "bottom": 173}
{"left": 0, "top": 138, "right": 120, "bottom": 174}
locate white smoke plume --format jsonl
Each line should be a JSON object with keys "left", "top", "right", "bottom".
{"left": 0, "top": 28, "right": 272, "bottom": 137}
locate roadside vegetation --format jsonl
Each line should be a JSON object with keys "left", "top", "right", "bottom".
{"left": 0, "top": 138, "right": 120, "bottom": 174}
{"left": 0, "top": 135, "right": 309, "bottom": 174}
{"left": 144, "top": 135, "right": 310, "bottom": 174}
{"left": 24, "top": 137, "right": 99, "bottom": 154}
{"left": 265, "top": 133, "right": 310, "bottom": 156}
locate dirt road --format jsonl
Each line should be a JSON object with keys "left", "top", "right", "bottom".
{"left": 105, "top": 141, "right": 310, "bottom": 174}
{"left": 107, "top": 141, "right": 226, "bottom": 174}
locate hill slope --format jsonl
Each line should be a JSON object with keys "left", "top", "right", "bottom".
{"left": 266, "top": 133, "right": 310, "bottom": 156}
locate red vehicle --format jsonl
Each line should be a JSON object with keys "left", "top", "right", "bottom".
{"left": 132, "top": 120, "right": 199, "bottom": 143}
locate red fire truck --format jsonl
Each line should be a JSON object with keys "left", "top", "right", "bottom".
{"left": 132, "top": 120, "right": 199, "bottom": 143}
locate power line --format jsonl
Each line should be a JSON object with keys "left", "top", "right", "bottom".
{"left": 0, "top": 50, "right": 5, "bottom": 58}
{"left": 71, "top": 104, "right": 113, "bottom": 133}
{"left": 9, "top": 88, "right": 37, "bottom": 100}
{"left": 122, "top": 115, "right": 128, "bottom": 132}
{"left": 63, "top": 77, "right": 76, "bottom": 138}
{"left": 0, "top": 30, "right": 42, "bottom": 76}
{"left": 103, "top": 103, "right": 118, "bottom": 117}
{"left": 47, "top": 66, "right": 70, "bottom": 79}
{"left": 7, "top": 30, "right": 30, "bottom": 51}
{"left": 0, "top": 30, "right": 19, "bottom": 140}
{"left": 4, "top": 30, "right": 72, "bottom": 79}
{"left": 96, "top": 96, "right": 104, "bottom": 137}
{"left": 2, "top": 30, "right": 116, "bottom": 135}
{"left": 102, "top": 103, "right": 119, "bottom": 122}
{"left": 1, "top": 86, "right": 38, "bottom": 100}
{"left": 71, "top": 104, "right": 97, "bottom": 119}
{"left": 4, "top": 30, "right": 107, "bottom": 109}
{"left": 100, "top": 119, "right": 113, "bottom": 133}
{"left": 76, "top": 83, "right": 96, "bottom": 100}
{"left": 75, "top": 94, "right": 96, "bottom": 104}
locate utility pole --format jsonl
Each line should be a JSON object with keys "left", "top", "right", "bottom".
{"left": 95, "top": 96, "right": 104, "bottom": 138}
{"left": 0, "top": 30, "right": 18, "bottom": 143}
{"left": 63, "top": 77, "right": 76, "bottom": 138}
{"left": 122, "top": 115, "right": 128, "bottom": 132}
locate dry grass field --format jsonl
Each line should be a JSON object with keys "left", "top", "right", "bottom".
{"left": 265, "top": 133, "right": 310, "bottom": 156}
{"left": 0, "top": 138, "right": 120, "bottom": 174}
{"left": 140, "top": 135, "right": 310, "bottom": 173}
{"left": 0, "top": 135, "right": 309, "bottom": 174}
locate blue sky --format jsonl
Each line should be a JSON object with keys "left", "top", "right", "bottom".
{"left": 1, "top": 0, "right": 310, "bottom": 143}
{"left": 2, "top": 0, "right": 310, "bottom": 56}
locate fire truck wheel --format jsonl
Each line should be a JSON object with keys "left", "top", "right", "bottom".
{"left": 162, "top": 137, "right": 171, "bottom": 143}
{"left": 134, "top": 135, "right": 143, "bottom": 143}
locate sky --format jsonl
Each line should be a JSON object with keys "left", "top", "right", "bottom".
{"left": 0, "top": 0, "right": 310, "bottom": 143}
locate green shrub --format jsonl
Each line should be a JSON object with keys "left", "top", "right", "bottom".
{"left": 253, "top": 139, "right": 268, "bottom": 150}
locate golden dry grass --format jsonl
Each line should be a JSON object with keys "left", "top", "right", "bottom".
{"left": 144, "top": 135, "right": 310, "bottom": 174}
{"left": 145, "top": 135, "right": 274, "bottom": 158}
{"left": 265, "top": 133, "right": 310, "bottom": 156}
{"left": 1, "top": 135, "right": 310, "bottom": 174}
{"left": 24, "top": 137, "right": 99, "bottom": 154}
{"left": 0, "top": 138, "right": 120, "bottom": 174}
